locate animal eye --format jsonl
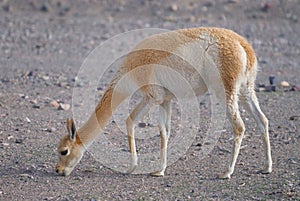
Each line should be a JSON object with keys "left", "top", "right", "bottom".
{"left": 60, "top": 150, "right": 68, "bottom": 156}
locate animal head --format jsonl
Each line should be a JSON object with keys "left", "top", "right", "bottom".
{"left": 55, "top": 118, "right": 84, "bottom": 176}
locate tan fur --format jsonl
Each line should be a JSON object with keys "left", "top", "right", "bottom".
{"left": 55, "top": 27, "right": 272, "bottom": 178}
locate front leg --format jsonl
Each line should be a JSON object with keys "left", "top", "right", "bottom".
{"left": 126, "top": 98, "right": 151, "bottom": 174}
{"left": 151, "top": 100, "right": 171, "bottom": 177}
{"left": 126, "top": 132, "right": 137, "bottom": 174}
{"left": 151, "top": 128, "right": 168, "bottom": 176}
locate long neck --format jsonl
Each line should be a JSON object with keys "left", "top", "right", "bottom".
{"left": 77, "top": 84, "right": 128, "bottom": 148}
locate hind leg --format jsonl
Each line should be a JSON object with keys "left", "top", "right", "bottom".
{"left": 242, "top": 90, "right": 272, "bottom": 174}
{"left": 219, "top": 93, "right": 246, "bottom": 179}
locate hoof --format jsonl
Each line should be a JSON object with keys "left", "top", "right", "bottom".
{"left": 261, "top": 167, "right": 272, "bottom": 174}
{"left": 126, "top": 165, "right": 137, "bottom": 174}
{"left": 150, "top": 170, "right": 164, "bottom": 177}
{"left": 218, "top": 172, "right": 231, "bottom": 179}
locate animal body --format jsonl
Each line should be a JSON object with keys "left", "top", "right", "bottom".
{"left": 55, "top": 27, "right": 272, "bottom": 179}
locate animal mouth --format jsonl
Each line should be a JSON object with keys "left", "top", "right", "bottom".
{"left": 56, "top": 168, "right": 67, "bottom": 176}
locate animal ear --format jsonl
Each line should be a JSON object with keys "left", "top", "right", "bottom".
{"left": 66, "top": 118, "right": 76, "bottom": 141}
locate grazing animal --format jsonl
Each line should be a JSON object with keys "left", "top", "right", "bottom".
{"left": 55, "top": 27, "right": 272, "bottom": 178}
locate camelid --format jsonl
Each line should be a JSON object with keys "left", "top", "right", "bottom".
{"left": 55, "top": 27, "right": 272, "bottom": 179}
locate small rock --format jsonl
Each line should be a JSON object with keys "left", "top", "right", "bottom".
{"left": 261, "top": 3, "right": 272, "bottom": 12}
{"left": 257, "top": 87, "right": 266, "bottom": 92}
{"left": 196, "top": 143, "right": 202, "bottom": 147}
{"left": 19, "top": 94, "right": 29, "bottom": 99}
{"left": 269, "top": 75, "right": 275, "bottom": 85}
{"left": 280, "top": 81, "right": 290, "bottom": 87}
{"left": 204, "top": 2, "right": 214, "bottom": 7}
{"left": 44, "top": 197, "right": 55, "bottom": 201}
{"left": 289, "top": 85, "right": 300, "bottom": 91}
{"left": 3, "top": 4, "right": 11, "bottom": 12}
{"left": 19, "top": 173, "right": 34, "bottom": 179}
{"left": 25, "top": 117, "right": 31, "bottom": 123}
{"left": 83, "top": 169, "right": 94, "bottom": 173}
{"left": 24, "top": 71, "right": 34, "bottom": 77}
{"left": 170, "top": 4, "right": 178, "bottom": 12}
{"left": 265, "top": 85, "right": 276, "bottom": 92}
{"left": 50, "top": 127, "right": 57, "bottom": 132}
{"left": 50, "top": 100, "right": 59, "bottom": 108}
{"left": 15, "top": 138, "right": 23, "bottom": 144}
{"left": 42, "top": 75, "right": 50, "bottom": 81}
{"left": 7, "top": 135, "right": 14, "bottom": 140}
{"left": 138, "top": 122, "right": 147, "bottom": 128}
{"left": 30, "top": 100, "right": 38, "bottom": 104}
{"left": 40, "top": 3, "right": 50, "bottom": 12}
{"left": 289, "top": 115, "right": 299, "bottom": 121}
{"left": 45, "top": 127, "right": 57, "bottom": 133}
{"left": 147, "top": 123, "right": 155, "bottom": 127}
{"left": 33, "top": 104, "right": 41, "bottom": 109}
{"left": 239, "top": 182, "right": 246, "bottom": 186}
{"left": 227, "top": 0, "right": 239, "bottom": 3}
{"left": 58, "top": 103, "right": 70, "bottom": 111}
{"left": 288, "top": 158, "right": 297, "bottom": 164}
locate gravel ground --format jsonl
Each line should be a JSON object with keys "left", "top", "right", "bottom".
{"left": 0, "top": 0, "right": 299, "bottom": 200}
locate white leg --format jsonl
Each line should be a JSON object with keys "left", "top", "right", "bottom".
{"left": 126, "top": 98, "right": 151, "bottom": 174}
{"left": 243, "top": 92, "right": 272, "bottom": 174}
{"left": 219, "top": 95, "right": 245, "bottom": 179}
{"left": 151, "top": 100, "right": 171, "bottom": 176}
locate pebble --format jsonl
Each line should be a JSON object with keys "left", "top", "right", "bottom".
{"left": 265, "top": 85, "right": 276, "bottom": 92}
{"left": 19, "top": 173, "right": 34, "bottom": 179}
{"left": 280, "top": 81, "right": 290, "bottom": 87}
{"left": 7, "top": 136, "right": 14, "bottom": 140}
{"left": 50, "top": 100, "right": 59, "bottom": 108}
{"left": 25, "top": 117, "right": 31, "bottom": 123}
{"left": 42, "top": 75, "right": 50, "bottom": 81}
{"left": 23, "top": 71, "right": 34, "bottom": 77}
{"left": 40, "top": 3, "right": 50, "bottom": 12}
{"left": 15, "top": 138, "right": 23, "bottom": 144}
{"left": 269, "top": 75, "right": 275, "bottom": 85}
{"left": 227, "top": 0, "right": 239, "bottom": 3}
{"left": 289, "top": 85, "right": 300, "bottom": 91}
{"left": 138, "top": 122, "right": 147, "bottom": 128}
{"left": 19, "top": 94, "right": 28, "bottom": 99}
{"left": 58, "top": 103, "right": 70, "bottom": 111}
{"left": 46, "top": 127, "right": 57, "bottom": 132}
{"left": 261, "top": 3, "right": 272, "bottom": 12}
{"left": 170, "top": 4, "right": 178, "bottom": 12}
{"left": 289, "top": 116, "right": 299, "bottom": 121}
{"left": 30, "top": 100, "right": 38, "bottom": 104}
{"left": 33, "top": 104, "right": 41, "bottom": 109}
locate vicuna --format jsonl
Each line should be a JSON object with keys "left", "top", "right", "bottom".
{"left": 55, "top": 27, "right": 272, "bottom": 179}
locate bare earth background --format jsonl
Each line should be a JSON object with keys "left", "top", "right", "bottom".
{"left": 0, "top": 0, "right": 299, "bottom": 200}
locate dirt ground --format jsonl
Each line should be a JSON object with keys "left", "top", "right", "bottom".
{"left": 0, "top": 0, "right": 299, "bottom": 200}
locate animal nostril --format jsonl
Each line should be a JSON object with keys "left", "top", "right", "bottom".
{"left": 56, "top": 168, "right": 59, "bottom": 173}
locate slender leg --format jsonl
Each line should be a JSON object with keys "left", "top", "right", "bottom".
{"left": 219, "top": 94, "right": 246, "bottom": 179}
{"left": 151, "top": 100, "right": 171, "bottom": 176}
{"left": 126, "top": 97, "right": 152, "bottom": 174}
{"left": 242, "top": 91, "right": 272, "bottom": 174}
